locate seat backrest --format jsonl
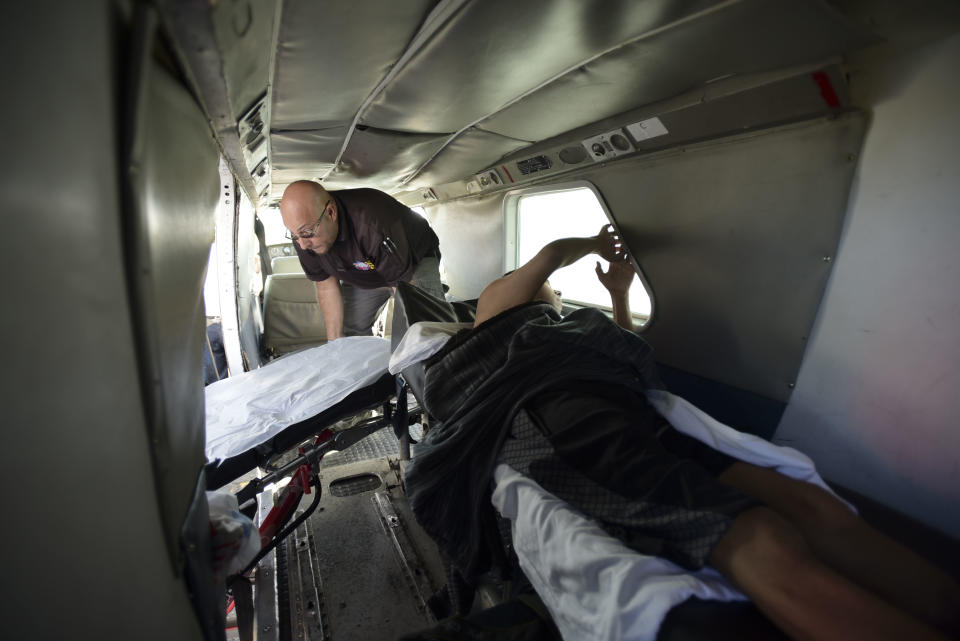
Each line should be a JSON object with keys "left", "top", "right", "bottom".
{"left": 271, "top": 255, "right": 304, "bottom": 274}
{"left": 262, "top": 273, "right": 326, "bottom": 354}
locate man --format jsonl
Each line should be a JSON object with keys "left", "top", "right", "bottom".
{"left": 280, "top": 180, "right": 444, "bottom": 340}
{"left": 406, "top": 225, "right": 960, "bottom": 641}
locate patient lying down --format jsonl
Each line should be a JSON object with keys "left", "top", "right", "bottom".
{"left": 403, "top": 225, "right": 960, "bottom": 641}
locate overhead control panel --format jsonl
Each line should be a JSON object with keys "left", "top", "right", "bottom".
{"left": 483, "top": 118, "right": 672, "bottom": 190}
{"left": 582, "top": 128, "right": 635, "bottom": 161}
{"left": 516, "top": 155, "right": 553, "bottom": 175}
{"left": 465, "top": 169, "right": 505, "bottom": 195}
{"left": 393, "top": 67, "right": 851, "bottom": 207}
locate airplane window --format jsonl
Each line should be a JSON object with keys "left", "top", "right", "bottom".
{"left": 517, "top": 188, "right": 651, "bottom": 317}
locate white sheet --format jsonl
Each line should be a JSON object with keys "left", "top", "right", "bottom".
{"left": 491, "top": 391, "right": 854, "bottom": 641}
{"left": 388, "top": 321, "right": 470, "bottom": 374}
{"left": 492, "top": 465, "right": 745, "bottom": 641}
{"left": 204, "top": 337, "right": 391, "bottom": 462}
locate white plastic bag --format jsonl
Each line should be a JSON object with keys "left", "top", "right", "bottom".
{"left": 207, "top": 491, "right": 261, "bottom": 577}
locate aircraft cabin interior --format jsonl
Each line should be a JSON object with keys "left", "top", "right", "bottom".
{"left": 3, "top": 1, "right": 960, "bottom": 641}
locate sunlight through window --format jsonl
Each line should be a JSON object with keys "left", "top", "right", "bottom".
{"left": 517, "top": 188, "right": 651, "bottom": 317}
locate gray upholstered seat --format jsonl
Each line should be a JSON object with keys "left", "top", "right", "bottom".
{"left": 270, "top": 255, "right": 304, "bottom": 274}
{"left": 262, "top": 273, "right": 326, "bottom": 355}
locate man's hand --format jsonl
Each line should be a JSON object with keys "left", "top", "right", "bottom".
{"left": 596, "top": 224, "right": 626, "bottom": 262}
{"left": 595, "top": 259, "right": 635, "bottom": 294}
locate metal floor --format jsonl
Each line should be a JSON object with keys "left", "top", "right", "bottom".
{"left": 290, "top": 456, "right": 443, "bottom": 640}
{"left": 233, "top": 420, "right": 442, "bottom": 641}
{"left": 319, "top": 422, "right": 423, "bottom": 469}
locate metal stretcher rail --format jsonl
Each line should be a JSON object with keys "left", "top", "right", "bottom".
{"left": 220, "top": 375, "right": 422, "bottom": 640}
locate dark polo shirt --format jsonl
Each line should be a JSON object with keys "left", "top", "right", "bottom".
{"left": 295, "top": 188, "right": 440, "bottom": 288}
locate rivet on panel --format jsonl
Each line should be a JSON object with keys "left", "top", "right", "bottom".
{"left": 823, "top": 256, "right": 832, "bottom": 263}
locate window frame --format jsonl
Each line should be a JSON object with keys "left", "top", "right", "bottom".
{"left": 502, "top": 180, "right": 655, "bottom": 325}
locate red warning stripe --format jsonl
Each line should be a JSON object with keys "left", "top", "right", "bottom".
{"left": 501, "top": 165, "right": 515, "bottom": 183}
{"left": 812, "top": 71, "right": 841, "bottom": 109}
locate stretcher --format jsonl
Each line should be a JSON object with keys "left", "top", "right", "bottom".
{"left": 201, "top": 289, "right": 954, "bottom": 641}
{"left": 203, "top": 335, "right": 425, "bottom": 639}
{"left": 203, "top": 336, "right": 415, "bottom": 493}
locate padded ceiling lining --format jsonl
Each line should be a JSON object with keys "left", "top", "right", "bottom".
{"left": 264, "top": 0, "right": 877, "bottom": 194}
{"left": 212, "top": 0, "right": 278, "bottom": 120}
{"left": 407, "top": 128, "right": 531, "bottom": 190}
{"left": 360, "top": 0, "right": 724, "bottom": 134}
{"left": 268, "top": 0, "right": 438, "bottom": 194}
{"left": 477, "top": 0, "right": 877, "bottom": 141}
{"left": 270, "top": 0, "right": 438, "bottom": 130}
{"left": 271, "top": 127, "right": 348, "bottom": 187}
{"left": 323, "top": 126, "right": 450, "bottom": 191}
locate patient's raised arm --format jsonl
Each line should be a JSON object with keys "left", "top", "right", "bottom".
{"left": 473, "top": 224, "right": 626, "bottom": 326}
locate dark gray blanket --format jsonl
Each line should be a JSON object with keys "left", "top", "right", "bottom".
{"left": 404, "top": 302, "right": 661, "bottom": 579}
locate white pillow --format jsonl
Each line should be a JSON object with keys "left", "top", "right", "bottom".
{"left": 389, "top": 321, "right": 471, "bottom": 374}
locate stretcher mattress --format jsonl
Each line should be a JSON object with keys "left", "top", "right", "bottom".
{"left": 205, "top": 337, "right": 391, "bottom": 463}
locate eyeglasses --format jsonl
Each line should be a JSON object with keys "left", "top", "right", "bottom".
{"left": 286, "top": 200, "right": 332, "bottom": 241}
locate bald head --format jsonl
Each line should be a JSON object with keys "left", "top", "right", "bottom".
{"left": 280, "top": 180, "right": 339, "bottom": 253}
{"left": 281, "top": 181, "right": 329, "bottom": 222}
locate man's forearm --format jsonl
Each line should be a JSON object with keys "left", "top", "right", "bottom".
{"left": 315, "top": 279, "right": 344, "bottom": 340}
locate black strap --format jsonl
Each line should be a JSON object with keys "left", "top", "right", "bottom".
{"left": 227, "top": 575, "right": 254, "bottom": 641}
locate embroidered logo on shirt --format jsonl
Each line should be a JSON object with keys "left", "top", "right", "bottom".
{"left": 352, "top": 260, "right": 375, "bottom": 271}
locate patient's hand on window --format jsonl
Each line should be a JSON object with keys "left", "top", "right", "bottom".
{"left": 595, "top": 258, "right": 635, "bottom": 294}
{"left": 596, "top": 224, "right": 626, "bottom": 262}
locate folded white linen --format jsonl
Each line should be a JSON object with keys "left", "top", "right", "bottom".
{"left": 204, "top": 336, "right": 390, "bottom": 462}
{"left": 388, "top": 321, "right": 471, "bottom": 374}
{"left": 492, "top": 464, "right": 745, "bottom": 641}
{"left": 491, "top": 390, "right": 853, "bottom": 641}
{"left": 645, "top": 390, "right": 854, "bottom": 509}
